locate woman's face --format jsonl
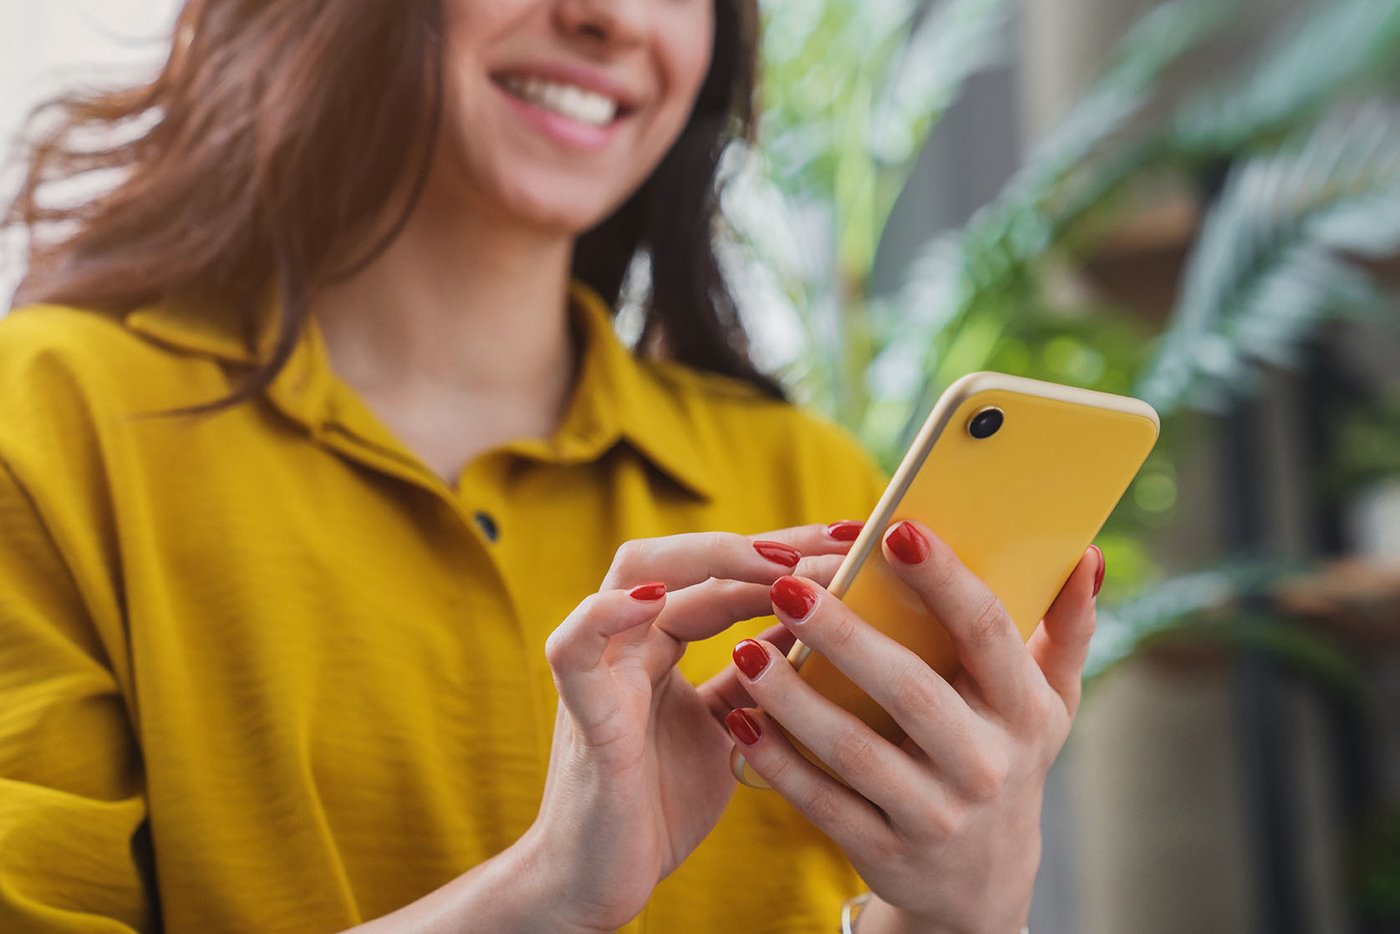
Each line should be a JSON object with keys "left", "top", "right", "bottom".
{"left": 434, "top": 0, "right": 716, "bottom": 235}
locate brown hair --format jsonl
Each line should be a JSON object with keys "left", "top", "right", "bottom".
{"left": 4, "top": 0, "right": 781, "bottom": 409}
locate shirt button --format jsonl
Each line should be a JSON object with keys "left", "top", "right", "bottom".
{"left": 472, "top": 510, "right": 500, "bottom": 543}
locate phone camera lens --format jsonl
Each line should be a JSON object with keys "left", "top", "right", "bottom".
{"left": 967, "top": 406, "right": 1004, "bottom": 439}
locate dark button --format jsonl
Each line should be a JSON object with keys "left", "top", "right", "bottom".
{"left": 472, "top": 511, "right": 499, "bottom": 543}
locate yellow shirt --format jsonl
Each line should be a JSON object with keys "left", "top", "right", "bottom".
{"left": 0, "top": 283, "right": 886, "bottom": 933}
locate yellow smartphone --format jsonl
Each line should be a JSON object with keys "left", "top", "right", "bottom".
{"left": 732, "top": 371, "right": 1160, "bottom": 787}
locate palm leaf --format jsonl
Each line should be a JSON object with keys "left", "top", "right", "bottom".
{"left": 869, "top": 0, "right": 1012, "bottom": 167}
{"left": 1083, "top": 559, "right": 1364, "bottom": 689}
{"left": 890, "top": 0, "right": 1231, "bottom": 449}
{"left": 1169, "top": 0, "right": 1400, "bottom": 158}
{"left": 1137, "top": 107, "right": 1400, "bottom": 415}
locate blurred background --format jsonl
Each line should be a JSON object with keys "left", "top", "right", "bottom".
{"left": 4, "top": 0, "right": 1399, "bottom": 931}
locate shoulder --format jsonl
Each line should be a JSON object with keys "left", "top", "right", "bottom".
{"left": 0, "top": 303, "right": 203, "bottom": 398}
{"left": 641, "top": 359, "right": 888, "bottom": 523}
{"left": 0, "top": 303, "right": 226, "bottom": 477}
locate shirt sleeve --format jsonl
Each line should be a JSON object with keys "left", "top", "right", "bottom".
{"left": 0, "top": 457, "right": 154, "bottom": 933}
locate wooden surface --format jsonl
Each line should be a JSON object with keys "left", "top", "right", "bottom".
{"left": 1275, "top": 557, "right": 1400, "bottom": 648}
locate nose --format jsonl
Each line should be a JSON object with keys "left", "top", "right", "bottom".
{"left": 555, "top": 0, "right": 649, "bottom": 48}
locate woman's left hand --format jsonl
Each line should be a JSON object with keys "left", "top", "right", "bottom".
{"left": 726, "top": 519, "right": 1103, "bottom": 934}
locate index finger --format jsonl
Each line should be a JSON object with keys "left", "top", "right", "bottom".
{"left": 601, "top": 522, "right": 863, "bottom": 593}
{"left": 600, "top": 531, "right": 802, "bottom": 592}
{"left": 881, "top": 520, "right": 1040, "bottom": 719}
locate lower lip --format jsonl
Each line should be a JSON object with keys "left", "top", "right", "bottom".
{"left": 495, "top": 83, "right": 621, "bottom": 152}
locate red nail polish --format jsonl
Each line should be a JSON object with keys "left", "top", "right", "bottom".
{"left": 628, "top": 582, "right": 666, "bottom": 601}
{"left": 771, "top": 575, "right": 817, "bottom": 621}
{"left": 825, "top": 520, "right": 864, "bottom": 542}
{"left": 754, "top": 540, "right": 801, "bottom": 567}
{"left": 726, "top": 708, "right": 761, "bottom": 745}
{"left": 733, "top": 639, "right": 770, "bottom": 679}
{"left": 885, "top": 521, "right": 930, "bottom": 564}
{"left": 1090, "top": 545, "right": 1105, "bottom": 597}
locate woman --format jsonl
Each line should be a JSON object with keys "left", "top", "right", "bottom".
{"left": 0, "top": 1, "right": 1103, "bottom": 931}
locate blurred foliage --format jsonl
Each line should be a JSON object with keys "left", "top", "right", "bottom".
{"left": 732, "top": 0, "right": 1400, "bottom": 681}
{"left": 1355, "top": 806, "right": 1400, "bottom": 922}
{"left": 1334, "top": 390, "right": 1400, "bottom": 494}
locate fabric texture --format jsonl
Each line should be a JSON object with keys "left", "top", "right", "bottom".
{"left": 0, "top": 283, "right": 888, "bottom": 933}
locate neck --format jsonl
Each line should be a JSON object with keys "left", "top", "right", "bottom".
{"left": 311, "top": 196, "right": 576, "bottom": 402}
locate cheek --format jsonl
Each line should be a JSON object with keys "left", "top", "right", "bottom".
{"left": 665, "top": 14, "right": 717, "bottom": 118}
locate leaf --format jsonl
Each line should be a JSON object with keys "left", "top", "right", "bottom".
{"left": 869, "top": 0, "right": 1011, "bottom": 166}
{"left": 889, "top": 0, "right": 1230, "bottom": 447}
{"left": 1170, "top": 0, "right": 1400, "bottom": 157}
{"left": 1005, "top": 0, "right": 1232, "bottom": 212}
{"left": 1137, "top": 106, "right": 1400, "bottom": 415}
{"left": 1085, "top": 559, "right": 1311, "bottom": 681}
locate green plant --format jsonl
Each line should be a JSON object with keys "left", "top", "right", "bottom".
{"left": 1137, "top": 107, "right": 1400, "bottom": 415}
{"left": 739, "top": 0, "right": 1400, "bottom": 677}
{"left": 1334, "top": 391, "right": 1400, "bottom": 494}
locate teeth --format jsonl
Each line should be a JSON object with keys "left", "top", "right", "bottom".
{"left": 502, "top": 75, "right": 618, "bottom": 127}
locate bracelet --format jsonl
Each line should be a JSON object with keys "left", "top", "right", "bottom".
{"left": 839, "top": 893, "right": 1031, "bottom": 934}
{"left": 840, "top": 893, "right": 871, "bottom": 934}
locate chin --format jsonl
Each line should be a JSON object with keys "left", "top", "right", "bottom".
{"left": 494, "top": 172, "right": 634, "bottom": 237}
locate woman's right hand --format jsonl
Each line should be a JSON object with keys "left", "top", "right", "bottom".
{"left": 349, "top": 523, "right": 860, "bottom": 934}
{"left": 521, "top": 524, "right": 860, "bottom": 932}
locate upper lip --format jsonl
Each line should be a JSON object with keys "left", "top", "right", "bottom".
{"left": 491, "top": 60, "right": 644, "bottom": 112}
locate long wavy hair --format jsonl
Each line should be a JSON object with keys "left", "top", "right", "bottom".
{"left": 4, "top": 0, "right": 781, "bottom": 409}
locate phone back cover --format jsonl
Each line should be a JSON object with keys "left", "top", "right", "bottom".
{"left": 797, "top": 381, "right": 1160, "bottom": 746}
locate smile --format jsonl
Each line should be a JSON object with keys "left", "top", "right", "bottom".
{"left": 496, "top": 75, "right": 621, "bottom": 128}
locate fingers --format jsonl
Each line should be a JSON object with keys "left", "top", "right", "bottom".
{"left": 723, "top": 705, "right": 894, "bottom": 860}
{"left": 697, "top": 622, "right": 796, "bottom": 720}
{"left": 601, "top": 532, "right": 801, "bottom": 592}
{"left": 728, "top": 637, "right": 949, "bottom": 828}
{"left": 600, "top": 523, "right": 860, "bottom": 595}
{"left": 1027, "top": 545, "right": 1101, "bottom": 717}
{"left": 765, "top": 576, "right": 992, "bottom": 791}
{"left": 748, "top": 521, "right": 867, "bottom": 556}
{"left": 880, "top": 520, "right": 1040, "bottom": 718}
{"left": 544, "top": 585, "right": 667, "bottom": 732}
{"left": 654, "top": 553, "right": 846, "bottom": 644}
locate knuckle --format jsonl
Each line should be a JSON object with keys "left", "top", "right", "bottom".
{"left": 963, "top": 750, "right": 1010, "bottom": 802}
{"left": 825, "top": 609, "right": 860, "bottom": 653}
{"left": 966, "top": 592, "right": 1010, "bottom": 648}
{"left": 710, "top": 530, "right": 743, "bottom": 551}
{"left": 543, "top": 628, "right": 571, "bottom": 671}
{"left": 803, "top": 783, "right": 845, "bottom": 828}
{"left": 611, "top": 538, "right": 649, "bottom": 572}
{"left": 863, "top": 830, "right": 903, "bottom": 866}
{"left": 923, "top": 802, "right": 965, "bottom": 840}
{"left": 1019, "top": 687, "right": 1054, "bottom": 729}
{"left": 829, "top": 730, "right": 880, "bottom": 779}
{"left": 761, "top": 748, "right": 794, "bottom": 786}
{"left": 889, "top": 660, "right": 941, "bottom": 722}
{"left": 544, "top": 594, "right": 607, "bottom": 670}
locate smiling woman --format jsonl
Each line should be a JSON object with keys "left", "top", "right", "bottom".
{"left": 0, "top": 2, "right": 1089, "bottom": 933}
{"left": 9, "top": 0, "right": 776, "bottom": 413}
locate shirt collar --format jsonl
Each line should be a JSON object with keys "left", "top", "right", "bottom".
{"left": 123, "top": 282, "right": 717, "bottom": 501}
{"left": 548, "top": 281, "right": 717, "bottom": 501}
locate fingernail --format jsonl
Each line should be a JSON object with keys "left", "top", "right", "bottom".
{"left": 1090, "top": 545, "right": 1105, "bottom": 597}
{"left": 628, "top": 582, "right": 666, "bottom": 601}
{"left": 726, "top": 708, "right": 762, "bottom": 745}
{"left": 733, "top": 639, "right": 770, "bottom": 679}
{"left": 885, "top": 521, "right": 929, "bottom": 565}
{"left": 754, "top": 540, "right": 801, "bottom": 567}
{"left": 825, "top": 520, "right": 864, "bottom": 542}
{"left": 771, "top": 575, "right": 817, "bottom": 621}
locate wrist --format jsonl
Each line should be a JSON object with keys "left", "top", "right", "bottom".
{"left": 853, "top": 895, "right": 1028, "bottom": 934}
{"left": 507, "top": 824, "right": 611, "bottom": 934}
